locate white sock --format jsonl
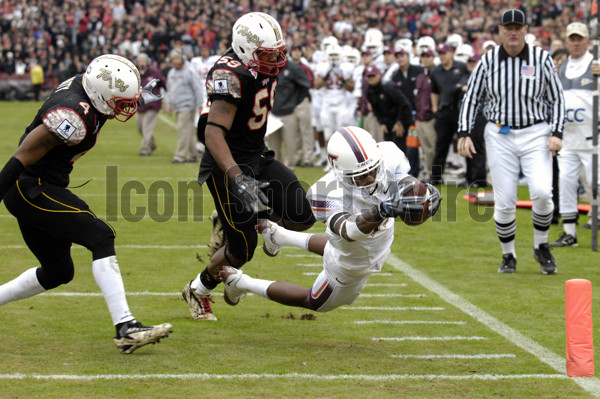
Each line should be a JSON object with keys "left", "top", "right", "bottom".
{"left": 0, "top": 268, "right": 45, "bottom": 306}
{"left": 236, "top": 273, "right": 274, "bottom": 299}
{"left": 92, "top": 256, "right": 134, "bottom": 325}
{"left": 533, "top": 229, "right": 548, "bottom": 249}
{"left": 564, "top": 223, "right": 576, "bottom": 237}
{"left": 500, "top": 240, "right": 516, "bottom": 257}
{"left": 190, "top": 276, "right": 212, "bottom": 296}
{"left": 274, "top": 227, "right": 312, "bottom": 251}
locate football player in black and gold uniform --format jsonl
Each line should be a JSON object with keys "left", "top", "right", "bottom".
{"left": 0, "top": 54, "right": 172, "bottom": 354}
{"left": 182, "top": 12, "right": 316, "bottom": 320}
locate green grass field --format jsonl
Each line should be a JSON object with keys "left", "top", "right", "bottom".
{"left": 1, "top": 101, "right": 599, "bottom": 398}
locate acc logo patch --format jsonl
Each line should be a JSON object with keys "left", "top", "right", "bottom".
{"left": 214, "top": 79, "right": 229, "bottom": 94}
{"left": 56, "top": 119, "right": 77, "bottom": 140}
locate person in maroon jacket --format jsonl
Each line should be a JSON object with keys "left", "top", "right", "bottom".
{"left": 136, "top": 53, "right": 167, "bottom": 156}
{"left": 414, "top": 49, "right": 437, "bottom": 180}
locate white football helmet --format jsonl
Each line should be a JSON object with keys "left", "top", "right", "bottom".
{"left": 446, "top": 33, "right": 464, "bottom": 50}
{"left": 394, "top": 38, "right": 413, "bottom": 55}
{"left": 416, "top": 36, "right": 436, "bottom": 55}
{"left": 342, "top": 45, "right": 360, "bottom": 66}
{"left": 455, "top": 44, "right": 473, "bottom": 63}
{"left": 327, "top": 126, "right": 384, "bottom": 193}
{"left": 231, "top": 12, "right": 287, "bottom": 76}
{"left": 320, "top": 36, "right": 339, "bottom": 53}
{"left": 82, "top": 54, "right": 141, "bottom": 122}
{"left": 326, "top": 43, "right": 342, "bottom": 67}
{"left": 362, "top": 28, "right": 384, "bottom": 58}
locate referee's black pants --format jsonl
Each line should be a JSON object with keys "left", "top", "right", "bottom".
{"left": 3, "top": 176, "right": 116, "bottom": 290}
{"left": 431, "top": 108, "right": 459, "bottom": 183}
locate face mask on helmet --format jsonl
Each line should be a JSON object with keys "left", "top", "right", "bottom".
{"left": 321, "top": 36, "right": 339, "bottom": 53}
{"left": 362, "top": 29, "right": 384, "bottom": 58}
{"left": 327, "top": 126, "right": 385, "bottom": 193}
{"left": 82, "top": 54, "right": 142, "bottom": 122}
{"left": 326, "top": 44, "right": 342, "bottom": 67}
{"left": 232, "top": 12, "right": 287, "bottom": 76}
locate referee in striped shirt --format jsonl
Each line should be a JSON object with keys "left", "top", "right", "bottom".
{"left": 457, "top": 8, "right": 565, "bottom": 275}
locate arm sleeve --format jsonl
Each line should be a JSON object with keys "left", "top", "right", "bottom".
{"left": 457, "top": 59, "right": 487, "bottom": 137}
{"left": 544, "top": 55, "right": 565, "bottom": 138}
{"left": 0, "top": 157, "right": 24, "bottom": 202}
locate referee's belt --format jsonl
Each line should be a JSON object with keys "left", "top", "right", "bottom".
{"left": 494, "top": 120, "right": 545, "bottom": 130}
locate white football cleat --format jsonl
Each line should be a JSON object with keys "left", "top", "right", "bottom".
{"left": 220, "top": 266, "right": 246, "bottom": 306}
{"left": 256, "top": 218, "right": 281, "bottom": 256}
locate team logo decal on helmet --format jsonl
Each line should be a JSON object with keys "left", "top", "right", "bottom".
{"left": 232, "top": 12, "right": 287, "bottom": 76}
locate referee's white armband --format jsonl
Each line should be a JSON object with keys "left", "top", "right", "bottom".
{"left": 342, "top": 217, "right": 371, "bottom": 241}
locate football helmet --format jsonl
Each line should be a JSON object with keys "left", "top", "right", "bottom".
{"left": 342, "top": 45, "right": 360, "bottom": 66}
{"left": 416, "top": 36, "right": 436, "bottom": 55}
{"left": 327, "top": 126, "right": 384, "bottom": 193}
{"left": 455, "top": 44, "right": 474, "bottom": 63}
{"left": 326, "top": 43, "right": 342, "bottom": 67}
{"left": 320, "top": 36, "right": 339, "bottom": 53}
{"left": 232, "top": 12, "right": 287, "bottom": 76}
{"left": 394, "top": 38, "right": 413, "bottom": 55}
{"left": 362, "top": 28, "right": 384, "bottom": 58}
{"left": 82, "top": 54, "right": 141, "bottom": 122}
{"left": 446, "top": 33, "right": 464, "bottom": 50}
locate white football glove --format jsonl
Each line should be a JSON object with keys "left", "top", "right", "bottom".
{"left": 139, "top": 79, "right": 163, "bottom": 106}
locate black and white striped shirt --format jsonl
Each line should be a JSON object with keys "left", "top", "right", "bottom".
{"left": 458, "top": 44, "right": 565, "bottom": 138}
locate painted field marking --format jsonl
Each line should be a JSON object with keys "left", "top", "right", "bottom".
{"left": 0, "top": 372, "right": 571, "bottom": 381}
{"left": 348, "top": 306, "right": 444, "bottom": 311}
{"left": 386, "top": 253, "right": 600, "bottom": 397}
{"left": 284, "top": 254, "right": 321, "bottom": 258}
{"left": 359, "top": 294, "right": 425, "bottom": 298}
{"left": 392, "top": 354, "right": 516, "bottom": 359}
{"left": 373, "top": 336, "right": 486, "bottom": 342}
{"left": 303, "top": 272, "right": 393, "bottom": 276}
{"left": 366, "top": 283, "right": 407, "bottom": 287}
{"left": 354, "top": 320, "right": 466, "bottom": 325}
{"left": 295, "top": 263, "right": 323, "bottom": 267}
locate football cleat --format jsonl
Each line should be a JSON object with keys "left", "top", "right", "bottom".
{"left": 549, "top": 232, "right": 578, "bottom": 247}
{"left": 219, "top": 266, "right": 247, "bottom": 306}
{"left": 497, "top": 253, "right": 516, "bottom": 274}
{"left": 534, "top": 244, "right": 557, "bottom": 275}
{"left": 207, "top": 210, "right": 227, "bottom": 258}
{"left": 114, "top": 320, "right": 172, "bottom": 354}
{"left": 181, "top": 280, "right": 217, "bottom": 321}
{"left": 256, "top": 219, "right": 281, "bottom": 256}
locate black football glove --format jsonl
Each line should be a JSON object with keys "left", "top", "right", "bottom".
{"left": 232, "top": 174, "right": 270, "bottom": 213}
{"left": 138, "top": 79, "right": 163, "bottom": 106}
{"left": 378, "top": 182, "right": 427, "bottom": 219}
{"left": 424, "top": 183, "right": 442, "bottom": 218}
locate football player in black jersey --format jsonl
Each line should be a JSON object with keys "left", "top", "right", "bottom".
{"left": 182, "top": 12, "right": 316, "bottom": 320}
{"left": 0, "top": 54, "right": 172, "bottom": 354}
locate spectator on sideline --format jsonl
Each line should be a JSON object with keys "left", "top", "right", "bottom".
{"left": 414, "top": 49, "right": 437, "bottom": 180}
{"left": 135, "top": 53, "right": 167, "bottom": 156}
{"left": 165, "top": 50, "right": 203, "bottom": 163}
{"left": 269, "top": 45, "right": 313, "bottom": 169}
{"left": 29, "top": 59, "right": 44, "bottom": 101}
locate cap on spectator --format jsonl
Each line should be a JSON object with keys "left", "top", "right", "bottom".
{"left": 468, "top": 53, "right": 481, "bottom": 63}
{"left": 383, "top": 47, "right": 394, "bottom": 54}
{"left": 481, "top": 40, "right": 497, "bottom": 51}
{"left": 365, "top": 65, "right": 380, "bottom": 76}
{"left": 501, "top": 9, "right": 526, "bottom": 26}
{"left": 566, "top": 22, "right": 589, "bottom": 38}
{"left": 420, "top": 49, "right": 435, "bottom": 57}
{"left": 361, "top": 49, "right": 372, "bottom": 56}
{"left": 436, "top": 43, "right": 453, "bottom": 53}
{"left": 394, "top": 48, "right": 407, "bottom": 56}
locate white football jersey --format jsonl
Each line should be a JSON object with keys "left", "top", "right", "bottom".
{"left": 316, "top": 61, "right": 355, "bottom": 106}
{"left": 189, "top": 54, "right": 220, "bottom": 107}
{"left": 307, "top": 142, "right": 411, "bottom": 272}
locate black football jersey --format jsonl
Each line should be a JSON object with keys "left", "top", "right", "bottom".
{"left": 20, "top": 75, "right": 108, "bottom": 187}
{"left": 205, "top": 49, "right": 278, "bottom": 161}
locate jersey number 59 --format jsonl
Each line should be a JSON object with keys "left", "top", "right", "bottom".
{"left": 249, "top": 81, "right": 277, "bottom": 130}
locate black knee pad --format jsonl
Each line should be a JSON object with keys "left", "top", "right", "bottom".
{"left": 36, "top": 261, "right": 75, "bottom": 290}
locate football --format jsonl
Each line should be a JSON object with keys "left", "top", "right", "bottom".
{"left": 398, "top": 176, "right": 431, "bottom": 226}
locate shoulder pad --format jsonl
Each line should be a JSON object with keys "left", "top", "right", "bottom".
{"left": 43, "top": 108, "right": 87, "bottom": 145}
{"left": 207, "top": 68, "right": 242, "bottom": 99}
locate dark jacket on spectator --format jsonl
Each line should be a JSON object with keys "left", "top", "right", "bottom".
{"left": 415, "top": 69, "right": 434, "bottom": 121}
{"left": 366, "top": 80, "right": 414, "bottom": 132}
{"left": 138, "top": 66, "right": 167, "bottom": 112}
{"left": 390, "top": 64, "right": 422, "bottom": 109}
{"left": 272, "top": 61, "right": 310, "bottom": 117}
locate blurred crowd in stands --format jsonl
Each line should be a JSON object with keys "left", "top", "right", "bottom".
{"left": 0, "top": 0, "right": 587, "bottom": 99}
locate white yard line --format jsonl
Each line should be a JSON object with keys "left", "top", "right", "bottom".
{"left": 348, "top": 306, "right": 444, "bottom": 311}
{"left": 373, "top": 336, "right": 487, "bottom": 342}
{"left": 0, "top": 372, "right": 570, "bottom": 381}
{"left": 354, "top": 320, "right": 466, "bottom": 325}
{"left": 386, "top": 253, "right": 600, "bottom": 398}
{"left": 392, "top": 354, "right": 516, "bottom": 359}
{"left": 303, "top": 272, "right": 393, "bottom": 276}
